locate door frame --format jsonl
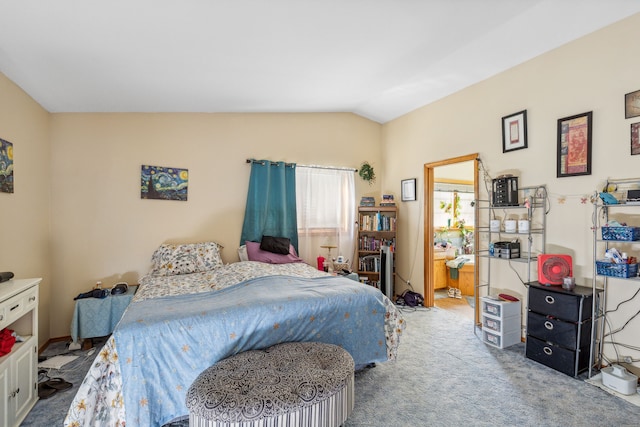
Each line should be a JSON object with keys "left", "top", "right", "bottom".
{"left": 423, "top": 153, "right": 480, "bottom": 323}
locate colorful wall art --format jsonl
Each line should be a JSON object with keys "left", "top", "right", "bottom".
{"left": 0, "top": 138, "right": 14, "bottom": 193}
{"left": 141, "top": 165, "right": 188, "bottom": 201}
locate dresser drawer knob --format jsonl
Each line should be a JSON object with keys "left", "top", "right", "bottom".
{"left": 543, "top": 346, "right": 553, "bottom": 356}
{"left": 544, "top": 295, "right": 555, "bottom": 304}
{"left": 544, "top": 321, "right": 554, "bottom": 330}
{"left": 29, "top": 296, "right": 36, "bottom": 302}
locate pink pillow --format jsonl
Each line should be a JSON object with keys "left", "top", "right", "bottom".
{"left": 245, "top": 241, "right": 303, "bottom": 264}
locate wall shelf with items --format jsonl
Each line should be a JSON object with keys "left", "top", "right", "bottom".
{"left": 475, "top": 184, "right": 548, "bottom": 297}
{"left": 590, "top": 177, "right": 640, "bottom": 377}
{"left": 357, "top": 206, "right": 397, "bottom": 296}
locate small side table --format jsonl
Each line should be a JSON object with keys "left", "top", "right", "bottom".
{"left": 70, "top": 285, "right": 138, "bottom": 348}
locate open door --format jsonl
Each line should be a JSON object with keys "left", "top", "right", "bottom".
{"left": 423, "top": 154, "right": 479, "bottom": 324}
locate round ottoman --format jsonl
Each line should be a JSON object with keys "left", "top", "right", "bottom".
{"left": 186, "top": 342, "right": 355, "bottom": 427}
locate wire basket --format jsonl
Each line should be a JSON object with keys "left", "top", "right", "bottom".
{"left": 333, "top": 262, "right": 351, "bottom": 272}
{"left": 595, "top": 260, "right": 638, "bottom": 278}
{"left": 601, "top": 226, "right": 640, "bottom": 241}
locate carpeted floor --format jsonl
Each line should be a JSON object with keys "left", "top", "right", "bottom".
{"left": 22, "top": 306, "right": 640, "bottom": 426}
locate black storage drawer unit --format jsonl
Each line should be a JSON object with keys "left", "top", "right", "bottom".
{"left": 526, "top": 336, "right": 591, "bottom": 377}
{"left": 528, "top": 285, "right": 593, "bottom": 322}
{"left": 527, "top": 311, "right": 592, "bottom": 349}
{"left": 525, "top": 282, "right": 595, "bottom": 377}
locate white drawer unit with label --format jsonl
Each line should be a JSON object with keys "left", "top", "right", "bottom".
{"left": 481, "top": 296, "right": 521, "bottom": 349}
{"left": 0, "top": 278, "right": 41, "bottom": 427}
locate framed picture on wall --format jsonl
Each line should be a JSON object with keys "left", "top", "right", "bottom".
{"left": 625, "top": 89, "right": 640, "bottom": 119}
{"left": 631, "top": 122, "right": 640, "bottom": 155}
{"left": 0, "top": 138, "right": 13, "bottom": 193}
{"left": 557, "top": 111, "right": 592, "bottom": 178}
{"left": 501, "top": 110, "right": 528, "bottom": 153}
{"left": 141, "top": 165, "right": 189, "bottom": 201}
{"left": 401, "top": 178, "right": 416, "bottom": 202}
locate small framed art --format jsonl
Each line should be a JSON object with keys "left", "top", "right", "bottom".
{"left": 557, "top": 111, "right": 592, "bottom": 178}
{"left": 501, "top": 110, "right": 527, "bottom": 153}
{"left": 0, "top": 138, "right": 13, "bottom": 193}
{"left": 625, "top": 90, "right": 640, "bottom": 119}
{"left": 141, "top": 165, "right": 189, "bottom": 201}
{"left": 401, "top": 178, "right": 416, "bottom": 202}
{"left": 631, "top": 122, "right": 640, "bottom": 155}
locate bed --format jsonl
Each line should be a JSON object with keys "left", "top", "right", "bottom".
{"left": 64, "top": 242, "right": 406, "bottom": 427}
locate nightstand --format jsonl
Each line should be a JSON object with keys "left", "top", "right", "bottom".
{"left": 70, "top": 285, "right": 137, "bottom": 348}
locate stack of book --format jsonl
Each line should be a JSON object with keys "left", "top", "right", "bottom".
{"left": 380, "top": 194, "right": 395, "bottom": 206}
{"left": 360, "top": 196, "right": 375, "bottom": 207}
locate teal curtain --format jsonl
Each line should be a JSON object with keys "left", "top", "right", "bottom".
{"left": 240, "top": 160, "right": 298, "bottom": 252}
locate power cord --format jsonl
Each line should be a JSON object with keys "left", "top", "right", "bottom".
{"left": 399, "top": 177, "right": 425, "bottom": 288}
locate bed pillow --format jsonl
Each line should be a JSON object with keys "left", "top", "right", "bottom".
{"left": 260, "top": 235, "right": 291, "bottom": 254}
{"left": 238, "top": 245, "right": 249, "bottom": 262}
{"left": 245, "top": 241, "right": 303, "bottom": 264}
{"left": 197, "top": 241, "right": 225, "bottom": 271}
{"left": 149, "top": 241, "right": 224, "bottom": 276}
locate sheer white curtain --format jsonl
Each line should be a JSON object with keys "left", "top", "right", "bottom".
{"left": 296, "top": 166, "right": 356, "bottom": 269}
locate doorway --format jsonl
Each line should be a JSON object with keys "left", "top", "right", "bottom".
{"left": 423, "top": 154, "right": 479, "bottom": 324}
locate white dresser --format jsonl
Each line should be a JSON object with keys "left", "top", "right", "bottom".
{"left": 0, "top": 278, "right": 41, "bottom": 427}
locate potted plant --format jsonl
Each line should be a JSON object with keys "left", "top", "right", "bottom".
{"left": 359, "top": 162, "right": 375, "bottom": 185}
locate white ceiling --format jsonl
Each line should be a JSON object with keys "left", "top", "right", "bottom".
{"left": 1, "top": 1, "right": 639, "bottom": 124}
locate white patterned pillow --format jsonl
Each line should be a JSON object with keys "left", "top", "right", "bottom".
{"left": 196, "top": 241, "right": 225, "bottom": 271}
{"left": 149, "top": 242, "right": 224, "bottom": 276}
{"left": 237, "top": 245, "right": 248, "bottom": 262}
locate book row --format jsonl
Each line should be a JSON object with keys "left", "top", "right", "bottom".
{"left": 358, "top": 255, "right": 381, "bottom": 272}
{"left": 358, "top": 236, "right": 396, "bottom": 252}
{"left": 359, "top": 213, "right": 397, "bottom": 232}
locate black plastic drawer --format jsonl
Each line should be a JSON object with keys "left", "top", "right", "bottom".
{"left": 528, "top": 285, "right": 593, "bottom": 322}
{"left": 525, "top": 335, "right": 590, "bottom": 377}
{"left": 527, "top": 311, "right": 592, "bottom": 350}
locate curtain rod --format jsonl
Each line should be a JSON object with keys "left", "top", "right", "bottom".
{"left": 246, "top": 159, "right": 356, "bottom": 172}
{"left": 246, "top": 159, "right": 295, "bottom": 168}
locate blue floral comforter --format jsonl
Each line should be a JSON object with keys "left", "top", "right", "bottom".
{"left": 64, "top": 261, "right": 405, "bottom": 427}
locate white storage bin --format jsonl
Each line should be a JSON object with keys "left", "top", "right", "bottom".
{"left": 483, "top": 329, "right": 521, "bottom": 349}
{"left": 480, "top": 297, "right": 522, "bottom": 349}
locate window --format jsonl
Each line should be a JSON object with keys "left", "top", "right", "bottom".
{"left": 296, "top": 167, "right": 355, "bottom": 264}
{"left": 434, "top": 182, "right": 475, "bottom": 252}
{"left": 434, "top": 182, "right": 474, "bottom": 229}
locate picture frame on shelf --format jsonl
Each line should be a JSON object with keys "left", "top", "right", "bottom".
{"left": 557, "top": 111, "right": 592, "bottom": 178}
{"left": 625, "top": 89, "right": 640, "bottom": 119}
{"left": 401, "top": 178, "right": 416, "bottom": 202}
{"left": 631, "top": 122, "right": 640, "bottom": 155}
{"left": 501, "top": 110, "right": 528, "bottom": 153}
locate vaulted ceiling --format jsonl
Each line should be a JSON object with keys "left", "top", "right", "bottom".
{"left": 1, "top": 1, "right": 639, "bottom": 123}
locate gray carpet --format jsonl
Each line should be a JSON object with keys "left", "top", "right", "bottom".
{"left": 22, "top": 307, "right": 640, "bottom": 426}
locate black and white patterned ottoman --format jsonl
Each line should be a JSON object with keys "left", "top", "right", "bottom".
{"left": 186, "top": 342, "right": 355, "bottom": 427}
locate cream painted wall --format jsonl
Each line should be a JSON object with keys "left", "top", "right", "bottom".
{"left": 383, "top": 13, "right": 640, "bottom": 371}
{"left": 48, "top": 113, "right": 381, "bottom": 338}
{"left": 0, "top": 73, "right": 51, "bottom": 348}
{"left": 4, "top": 12, "right": 640, "bottom": 369}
